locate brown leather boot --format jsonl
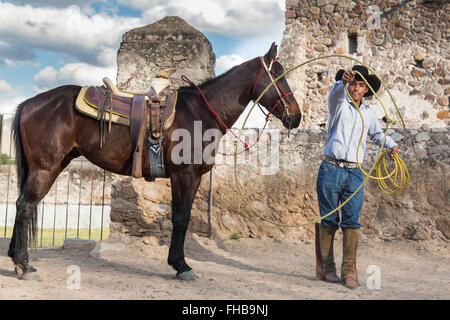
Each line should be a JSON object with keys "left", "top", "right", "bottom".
{"left": 318, "top": 224, "right": 340, "bottom": 283}
{"left": 341, "top": 228, "right": 360, "bottom": 289}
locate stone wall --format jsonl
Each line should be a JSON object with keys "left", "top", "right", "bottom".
{"left": 117, "top": 16, "right": 215, "bottom": 91}
{"left": 109, "top": 16, "right": 216, "bottom": 239}
{"left": 279, "top": 0, "right": 449, "bottom": 130}
{"left": 109, "top": 11, "right": 448, "bottom": 244}
{"left": 110, "top": 126, "right": 449, "bottom": 242}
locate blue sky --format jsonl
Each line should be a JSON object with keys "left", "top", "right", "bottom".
{"left": 0, "top": 0, "right": 286, "bottom": 126}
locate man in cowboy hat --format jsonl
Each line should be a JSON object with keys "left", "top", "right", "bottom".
{"left": 316, "top": 65, "right": 399, "bottom": 289}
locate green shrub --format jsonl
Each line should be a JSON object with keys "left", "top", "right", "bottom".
{"left": 1, "top": 153, "right": 15, "bottom": 165}
{"left": 230, "top": 232, "right": 242, "bottom": 240}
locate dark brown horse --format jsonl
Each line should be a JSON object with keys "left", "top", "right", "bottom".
{"left": 8, "top": 43, "right": 301, "bottom": 281}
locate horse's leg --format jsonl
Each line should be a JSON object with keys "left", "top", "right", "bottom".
{"left": 8, "top": 168, "right": 63, "bottom": 280}
{"left": 168, "top": 174, "right": 202, "bottom": 280}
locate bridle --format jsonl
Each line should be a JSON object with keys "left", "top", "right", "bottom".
{"left": 252, "top": 56, "right": 294, "bottom": 122}
{"left": 181, "top": 55, "right": 295, "bottom": 155}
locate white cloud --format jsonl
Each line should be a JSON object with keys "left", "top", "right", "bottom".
{"left": 0, "top": 79, "right": 23, "bottom": 114}
{"left": 33, "top": 62, "right": 117, "bottom": 92}
{"left": 0, "top": 95, "right": 26, "bottom": 114}
{"left": 0, "top": 2, "right": 141, "bottom": 66}
{"left": 118, "top": 0, "right": 285, "bottom": 38}
{"left": 0, "top": 79, "right": 15, "bottom": 94}
{"left": 0, "top": 0, "right": 286, "bottom": 123}
{"left": 0, "top": 1, "right": 286, "bottom": 71}
{"left": 10, "top": 0, "right": 106, "bottom": 14}
{"left": 1, "top": 58, "right": 16, "bottom": 67}
{"left": 216, "top": 54, "right": 245, "bottom": 74}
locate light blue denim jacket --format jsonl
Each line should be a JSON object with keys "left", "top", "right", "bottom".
{"left": 323, "top": 80, "right": 397, "bottom": 163}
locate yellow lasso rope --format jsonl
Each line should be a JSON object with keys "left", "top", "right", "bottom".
{"left": 232, "top": 54, "right": 410, "bottom": 228}
{"left": 344, "top": 78, "right": 410, "bottom": 194}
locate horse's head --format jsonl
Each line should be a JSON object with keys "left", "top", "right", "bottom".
{"left": 252, "top": 43, "right": 301, "bottom": 129}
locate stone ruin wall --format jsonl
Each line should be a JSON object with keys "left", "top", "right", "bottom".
{"left": 279, "top": 0, "right": 449, "bottom": 130}
{"left": 110, "top": 127, "right": 449, "bottom": 243}
{"left": 116, "top": 16, "right": 215, "bottom": 92}
{"left": 109, "top": 12, "right": 449, "bottom": 245}
{"left": 109, "top": 16, "right": 216, "bottom": 239}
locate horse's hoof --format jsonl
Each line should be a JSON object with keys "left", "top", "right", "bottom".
{"left": 176, "top": 270, "right": 198, "bottom": 281}
{"left": 14, "top": 265, "right": 22, "bottom": 276}
{"left": 20, "top": 271, "right": 40, "bottom": 281}
{"left": 15, "top": 265, "right": 40, "bottom": 281}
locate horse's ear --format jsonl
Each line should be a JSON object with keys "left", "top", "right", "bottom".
{"left": 263, "top": 42, "right": 278, "bottom": 63}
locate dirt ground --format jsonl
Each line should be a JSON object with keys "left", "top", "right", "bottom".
{"left": 0, "top": 232, "right": 449, "bottom": 300}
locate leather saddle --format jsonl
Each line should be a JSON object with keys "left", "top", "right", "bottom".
{"left": 75, "top": 77, "right": 177, "bottom": 179}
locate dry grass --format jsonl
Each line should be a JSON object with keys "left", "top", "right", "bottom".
{"left": 0, "top": 226, "right": 109, "bottom": 248}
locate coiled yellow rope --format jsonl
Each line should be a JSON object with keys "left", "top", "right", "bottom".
{"left": 232, "top": 54, "right": 410, "bottom": 228}
{"left": 344, "top": 79, "right": 410, "bottom": 195}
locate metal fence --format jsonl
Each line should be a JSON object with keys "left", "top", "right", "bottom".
{"left": 0, "top": 113, "right": 112, "bottom": 248}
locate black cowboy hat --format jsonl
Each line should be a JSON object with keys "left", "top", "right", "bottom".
{"left": 335, "top": 65, "right": 381, "bottom": 97}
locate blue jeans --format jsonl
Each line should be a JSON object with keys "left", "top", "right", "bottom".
{"left": 316, "top": 160, "right": 364, "bottom": 229}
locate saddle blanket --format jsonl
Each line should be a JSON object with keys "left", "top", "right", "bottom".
{"left": 74, "top": 86, "right": 177, "bottom": 130}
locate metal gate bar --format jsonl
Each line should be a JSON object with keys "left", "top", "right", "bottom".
{"left": 1, "top": 113, "right": 111, "bottom": 248}
{"left": 4, "top": 127, "right": 13, "bottom": 238}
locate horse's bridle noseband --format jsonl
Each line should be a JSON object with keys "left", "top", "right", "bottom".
{"left": 252, "top": 56, "right": 294, "bottom": 121}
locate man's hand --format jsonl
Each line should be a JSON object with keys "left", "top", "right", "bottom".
{"left": 342, "top": 70, "right": 355, "bottom": 84}
{"left": 389, "top": 146, "right": 399, "bottom": 159}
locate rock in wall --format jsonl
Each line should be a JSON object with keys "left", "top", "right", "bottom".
{"left": 279, "top": 0, "right": 449, "bottom": 130}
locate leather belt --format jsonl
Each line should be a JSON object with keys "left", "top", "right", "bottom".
{"left": 325, "top": 156, "right": 359, "bottom": 169}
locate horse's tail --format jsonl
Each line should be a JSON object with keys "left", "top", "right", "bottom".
{"left": 12, "top": 101, "right": 28, "bottom": 192}
{"left": 12, "top": 100, "right": 37, "bottom": 244}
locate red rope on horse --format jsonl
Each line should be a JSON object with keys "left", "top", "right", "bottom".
{"left": 252, "top": 56, "right": 294, "bottom": 101}
{"left": 181, "top": 57, "right": 289, "bottom": 157}
{"left": 252, "top": 61, "right": 265, "bottom": 97}
{"left": 181, "top": 75, "right": 248, "bottom": 148}
{"left": 219, "top": 102, "right": 279, "bottom": 157}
